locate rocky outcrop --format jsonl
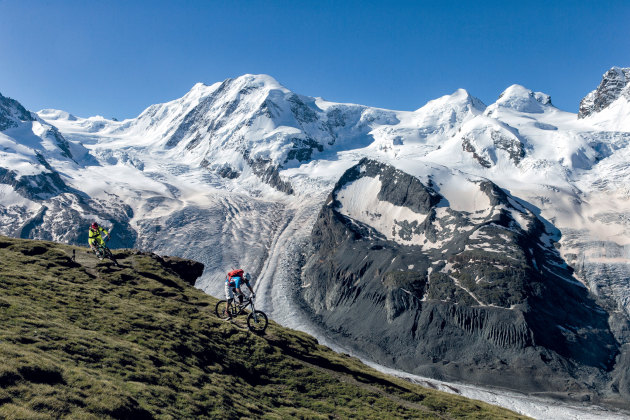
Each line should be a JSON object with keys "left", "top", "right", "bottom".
{"left": 160, "top": 255, "right": 205, "bottom": 286}
{"left": 459, "top": 118, "right": 526, "bottom": 168}
{"left": 0, "top": 164, "right": 68, "bottom": 201}
{"left": 245, "top": 151, "right": 294, "bottom": 195}
{"left": 299, "top": 159, "right": 626, "bottom": 407}
{"left": 0, "top": 92, "right": 35, "bottom": 131}
{"left": 579, "top": 67, "right": 630, "bottom": 118}
{"left": 333, "top": 159, "right": 441, "bottom": 213}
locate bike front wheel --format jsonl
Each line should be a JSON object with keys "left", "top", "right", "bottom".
{"left": 215, "top": 300, "right": 237, "bottom": 320}
{"left": 247, "top": 310, "right": 268, "bottom": 333}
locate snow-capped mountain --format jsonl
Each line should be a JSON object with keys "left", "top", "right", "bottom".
{"left": 1, "top": 67, "right": 630, "bottom": 411}
{"left": 45, "top": 75, "right": 488, "bottom": 195}
{"left": 579, "top": 67, "right": 630, "bottom": 131}
{"left": 0, "top": 92, "right": 136, "bottom": 245}
{"left": 1, "top": 91, "right": 79, "bottom": 197}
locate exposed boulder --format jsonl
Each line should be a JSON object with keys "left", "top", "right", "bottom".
{"left": 160, "top": 256, "right": 205, "bottom": 286}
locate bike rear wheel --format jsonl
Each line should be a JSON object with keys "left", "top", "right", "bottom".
{"left": 215, "top": 300, "right": 238, "bottom": 320}
{"left": 104, "top": 247, "right": 119, "bottom": 266}
{"left": 247, "top": 310, "right": 268, "bottom": 333}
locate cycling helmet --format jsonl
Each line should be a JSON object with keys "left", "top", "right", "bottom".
{"left": 245, "top": 272, "right": 251, "bottom": 282}
{"left": 91, "top": 222, "right": 98, "bottom": 230}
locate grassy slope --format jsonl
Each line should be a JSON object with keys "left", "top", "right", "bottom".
{"left": 0, "top": 236, "right": 528, "bottom": 419}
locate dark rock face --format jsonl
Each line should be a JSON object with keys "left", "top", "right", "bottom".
{"left": 460, "top": 124, "right": 525, "bottom": 168}
{"left": 300, "top": 159, "right": 626, "bottom": 407}
{"left": 462, "top": 138, "right": 492, "bottom": 168}
{"left": 122, "top": 251, "right": 204, "bottom": 286}
{"left": 579, "top": 67, "right": 630, "bottom": 118}
{"left": 0, "top": 92, "right": 35, "bottom": 131}
{"left": 490, "top": 130, "right": 525, "bottom": 164}
{"left": 48, "top": 126, "right": 74, "bottom": 160}
{"left": 216, "top": 163, "right": 240, "bottom": 179}
{"left": 159, "top": 256, "right": 205, "bottom": 286}
{"left": 333, "top": 159, "right": 441, "bottom": 214}
{"left": 245, "top": 151, "right": 294, "bottom": 195}
{"left": 284, "top": 138, "right": 324, "bottom": 163}
{"left": 0, "top": 165, "right": 68, "bottom": 201}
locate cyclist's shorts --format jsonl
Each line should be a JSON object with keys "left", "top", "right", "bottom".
{"left": 88, "top": 236, "right": 105, "bottom": 246}
{"left": 225, "top": 282, "right": 235, "bottom": 300}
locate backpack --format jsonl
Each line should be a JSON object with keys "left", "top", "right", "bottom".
{"left": 228, "top": 269, "right": 244, "bottom": 279}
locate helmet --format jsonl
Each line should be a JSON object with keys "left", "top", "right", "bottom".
{"left": 91, "top": 222, "right": 98, "bottom": 230}
{"left": 244, "top": 272, "right": 251, "bottom": 281}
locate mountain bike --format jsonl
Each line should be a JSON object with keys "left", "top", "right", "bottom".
{"left": 215, "top": 295, "right": 268, "bottom": 333}
{"left": 92, "top": 238, "right": 119, "bottom": 266}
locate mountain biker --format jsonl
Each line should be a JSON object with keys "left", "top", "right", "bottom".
{"left": 88, "top": 222, "right": 110, "bottom": 259}
{"left": 225, "top": 269, "right": 255, "bottom": 318}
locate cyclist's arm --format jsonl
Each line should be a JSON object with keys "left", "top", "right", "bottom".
{"left": 233, "top": 277, "right": 243, "bottom": 293}
{"left": 246, "top": 282, "right": 255, "bottom": 297}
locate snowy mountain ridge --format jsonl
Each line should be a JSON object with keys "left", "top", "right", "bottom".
{"left": 45, "top": 74, "right": 487, "bottom": 182}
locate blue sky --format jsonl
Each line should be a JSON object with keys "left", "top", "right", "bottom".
{"left": 0, "top": 0, "right": 628, "bottom": 119}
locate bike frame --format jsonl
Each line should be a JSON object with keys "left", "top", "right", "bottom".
{"left": 94, "top": 242, "right": 110, "bottom": 256}
{"left": 230, "top": 295, "right": 256, "bottom": 316}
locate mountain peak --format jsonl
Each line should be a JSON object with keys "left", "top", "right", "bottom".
{"left": 202, "top": 74, "right": 288, "bottom": 97}
{"left": 578, "top": 66, "right": 630, "bottom": 119}
{"left": 489, "top": 84, "right": 552, "bottom": 113}
{"left": 610, "top": 66, "right": 630, "bottom": 80}
{"left": 0, "top": 91, "right": 36, "bottom": 131}
{"left": 451, "top": 87, "right": 477, "bottom": 102}
{"left": 234, "top": 73, "right": 285, "bottom": 89}
{"left": 415, "top": 88, "right": 486, "bottom": 113}
{"left": 37, "top": 109, "right": 78, "bottom": 122}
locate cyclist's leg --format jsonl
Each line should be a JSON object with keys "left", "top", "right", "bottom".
{"left": 224, "top": 282, "right": 235, "bottom": 319}
{"left": 234, "top": 278, "right": 245, "bottom": 304}
{"left": 90, "top": 238, "right": 102, "bottom": 258}
{"left": 97, "top": 237, "right": 106, "bottom": 258}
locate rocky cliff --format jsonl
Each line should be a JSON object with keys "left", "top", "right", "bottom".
{"left": 579, "top": 67, "right": 630, "bottom": 118}
{"left": 299, "top": 159, "right": 629, "bottom": 409}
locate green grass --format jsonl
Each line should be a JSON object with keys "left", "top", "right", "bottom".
{"left": 0, "top": 236, "right": 530, "bottom": 419}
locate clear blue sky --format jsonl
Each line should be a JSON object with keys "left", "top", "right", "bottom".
{"left": 1, "top": 0, "right": 628, "bottom": 119}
